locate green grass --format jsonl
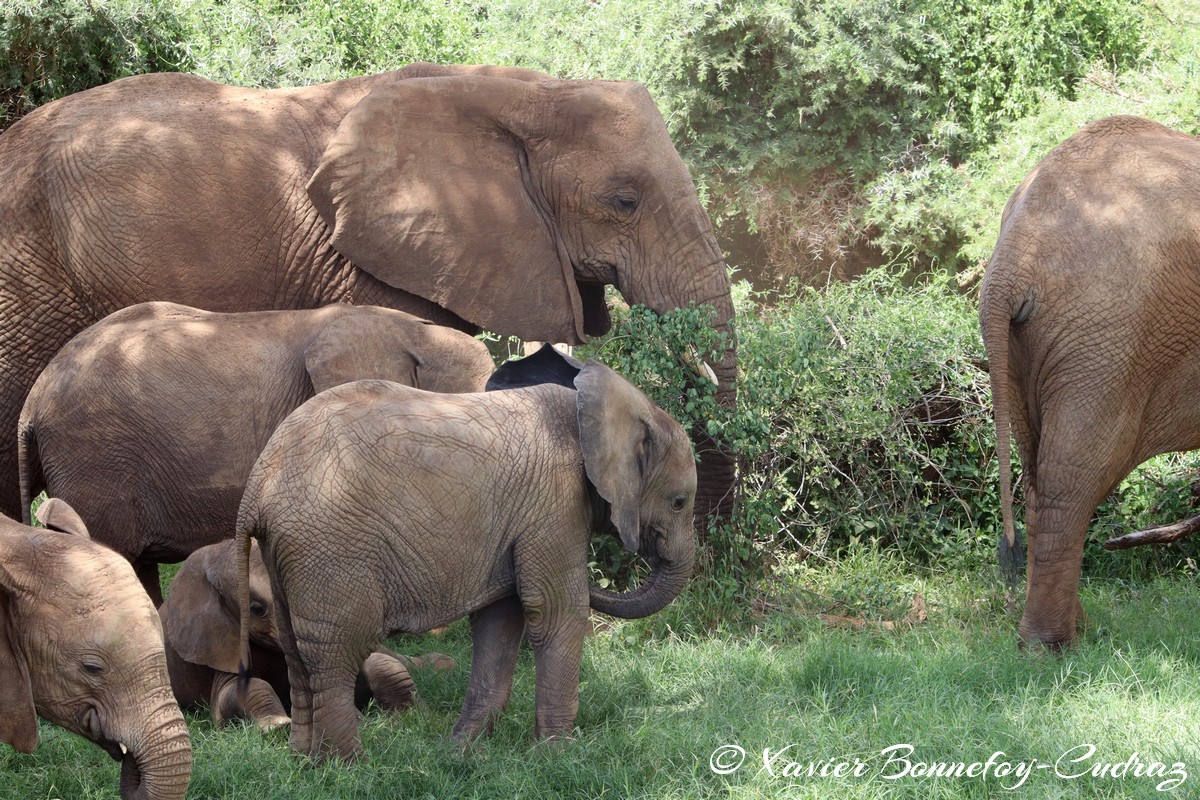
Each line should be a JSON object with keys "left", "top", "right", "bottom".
{"left": 6, "top": 551, "right": 1199, "bottom": 799}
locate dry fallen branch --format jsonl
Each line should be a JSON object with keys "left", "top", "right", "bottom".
{"left": 817, "top": 594, "right": 927, "bottom": 631}
{"left": 1102, "top": 514, "right": 1200, "bottom": 550}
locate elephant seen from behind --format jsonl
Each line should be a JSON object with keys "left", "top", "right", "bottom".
{"left": 19, "top": 301, "right": 495, "bottom": 603}
{"left": 160, "top": 538, "right": 454, "bottom": 732}
{"left": 236, "top": 359, "right": 697, "bottom": 762}
{"left": 0, "top": 500, "right": 192, "bottom": 800}
{"left": 981, "top": 115, "right": 1200, "bottom": 648}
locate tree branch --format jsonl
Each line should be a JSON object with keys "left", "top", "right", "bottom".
{"left": 1102, "top": 513, "right": 1200, "bottom": 550}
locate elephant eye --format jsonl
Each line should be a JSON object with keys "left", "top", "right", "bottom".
{"left": 250, "top": 601, "right": 268, "bottom": 618}
{"left": 82, "top": 662, "right": 104, "bottom": 675}
{"left": 608, "top": 190, "right": 639, "bottom": 215}
{"left": 671, "top": 494, "right": 688, "bottom": 512}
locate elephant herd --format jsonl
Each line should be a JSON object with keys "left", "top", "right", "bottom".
{"left": 0, "top": 58, "right": 1197, "bottom": 800}
{"left": 0, "top": 61, "right": 714, "bottom": 800}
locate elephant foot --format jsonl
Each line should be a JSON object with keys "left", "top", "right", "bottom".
{"left": 407, "top": 652, "right": 456, "bottom": 672}
{"left": 257, "top": 714, "right": 292, "bottom": 734}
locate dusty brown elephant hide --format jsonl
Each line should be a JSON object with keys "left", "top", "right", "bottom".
{"left": 160, "top": 538, "right": 454, "bottom": 731}
{"left": 236, "top": 361, "right": 697, "bottom": 762}
{"left": 981, "top": 115, "right": 1200, "bottom": 648}
{"left": 0, "top": 499, "right": 192, "bottom": 800}
{"left": 0, "top": 62, "right": 737, "bottom": 526}
{"left": 19, "top": 301, "right": 494, "bottom": 603}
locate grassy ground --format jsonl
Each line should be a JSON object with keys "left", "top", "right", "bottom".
{"left": 5, "top": 551, "right": 1199, "bottom": 799}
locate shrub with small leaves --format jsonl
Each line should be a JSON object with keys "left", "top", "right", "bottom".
{"left": 1, "top": 0, "right": 190, "bottom": 129}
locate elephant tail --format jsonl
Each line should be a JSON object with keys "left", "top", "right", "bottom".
{"left": 234, "top": 516, "right": 256, "bottom": 704}
{"left": 17, "top": 420, "right": 42, "bottom": 526}
{"left": 981, "top": 278, "right": 1027, "bottom": 590}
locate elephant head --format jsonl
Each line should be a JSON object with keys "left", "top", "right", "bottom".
{"left": 575, "top": 362, "right": 697, "bottom": 618}
{"left": 308, "top": 65, "right": 737, "bottom": 515}
{"left": 0, "top": 500, "right": 192, "bottom": 800}
{"left": 160, "top": 539, "right": 277, "bottom": 674}
{"left": 302, "top": 307, "right": 495, "bottom": 395}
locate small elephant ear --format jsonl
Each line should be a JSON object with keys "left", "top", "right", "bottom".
{"left": 34, "top": 498, "right": 89, "bottom": 538}
{"left": 576, "top": 362, "right": 661, "bottom": 553}
{"left": 0, "top": 565, "right": 38, "bottom": 753}
{"left": 486, "top": 344, "right": 583, "bottom": 391}
{"left": 160, "top": 545, "right": 241, "bottom": 674}
{"left": 307, "top": 74, "right": 588, "bottom": 345}
{"left": 304, "top": 311, "right": 422, "bottom": 394}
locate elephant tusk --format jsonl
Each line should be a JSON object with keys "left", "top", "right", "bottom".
{"left": 684, "top": 345, "right": 719, "bottom": 387}
{"left": 120, "top": 743, "right": 128, "bottom": 755}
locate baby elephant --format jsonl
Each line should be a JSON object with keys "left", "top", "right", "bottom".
{"left": 0, "top": 500, "right": 192, "bottom": 800}
{"left": 19, "top": 301, "right": 495, "bottom": 604}
{"left": 161, "top": 539, "right": 454, "bottom": 731}
{"left": 236, "top": 359, "right": 697, "bottom": 762}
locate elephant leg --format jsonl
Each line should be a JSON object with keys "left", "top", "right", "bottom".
{"left": 211, "top": 671, "right": 290, "bottom": 731}
{"left": 527, "top": 612, "right": 589, "bottom": 739}
{"left": 356, "top": 650, "right": 416, "bottom": 712}
{"left": 277, "top": 561, "right": 377, "bottom": 762}
{"left": 135, "top": 561, "right": 165, "bottom": 607}
{"left": 272, "top": 585, "right": 315, "bottom": 757}
{"left": 307, "top": 662, "right": 364, "bottom": 762}
{"left": 518, "top": 582, "right": 589, "bottom": 740}
{"left": 1020, "top": 406, "right": 1139, "bottom": 649}
{"left": 451, "top": 595, "right": 524, "bottom": 742}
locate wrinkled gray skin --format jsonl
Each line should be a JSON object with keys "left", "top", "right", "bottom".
{"left": 0, "top": 499, "right": 192, "bottom": 800}
{"left": 981, "top": 115, "right": 1200, "bottom": 649}
{"left": 0, "top": 61, "right": 737, "bottom": 525}
{"left": 19, "top": 301, "right": 494, "bottom": 604}
{"left": 161, "top": 539, "right": 455, "bottom": 731}
{"left": 236, "top": 361, "right": 697, "bottom": 762}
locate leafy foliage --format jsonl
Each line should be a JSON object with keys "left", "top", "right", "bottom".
{"left": 0, "top": 0, "right": 190, "bottom": 128}
{"left": 584, "top": 272, "right": 1200, "bottom": 584}
{"left": 179, "top": 0, "right": 480, "bottom": 87}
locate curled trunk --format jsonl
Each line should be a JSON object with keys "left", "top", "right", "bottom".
{"left": 588, "top": 553, "right": 693, "bottom": 620}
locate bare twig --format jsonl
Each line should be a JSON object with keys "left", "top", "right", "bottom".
{"left": 1102, "top": 514, "right": 1200, "bottom": 550}
{"left": 824, "top": 315, "right": 848, "bottom": 349}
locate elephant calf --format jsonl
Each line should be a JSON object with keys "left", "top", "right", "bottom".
{"left": 161, "top": 538, "right": 454, "bottom": 731}
{"left": 236, "top": 358, "right": 697, "bottom": 762}
{"left": 0, "top": 499, "right": 192, "bottom": 800}
{"left": 19, "top": 301, "right": 495, "bottom": 604}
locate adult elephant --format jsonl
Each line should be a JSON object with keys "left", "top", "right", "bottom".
{"left": 0, "top": 61, "right": 737, "bottom": 522}
{"left": 980, "top": 115, "right": 1200, "bottom": 649}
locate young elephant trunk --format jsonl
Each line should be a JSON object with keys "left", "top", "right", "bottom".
{"left": 588, "top": 549, "right": 693, "bottom": 619}
{"left": 117, "top": 696, "right": 193, "bottom": 800}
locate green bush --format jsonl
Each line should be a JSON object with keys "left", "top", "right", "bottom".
{"left": 1, "top": 0, "right": 190, "bottom": 129}
{"left": 584, "top": 271, "right": 1200, "bottom": 584}
{"left": 180, "top": 0, "right": 480, "bottom": 87}
{"left": 582, "top": 271, "right": 998, "bottom": 573}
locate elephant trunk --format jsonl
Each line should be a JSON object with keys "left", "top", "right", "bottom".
{"left": 117, "top": 695, "right": 193, "bottom": 800}
{"left": 626, "top": 224, "right": 739, "bottom": 521}
{"left": 588, "top": 546, "right": 694, "bottom": 620}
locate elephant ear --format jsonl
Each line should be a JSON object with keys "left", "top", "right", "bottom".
{"left": 34, "top": 498, "right": 89, "bottom": 538}
{"left": 576, "top": 362, "right": 662, "bottom": 553}
{"left": 160, "top": 546, "right": 241, "bottom": 674}
{"left": 304, "top": 311, "right": 421, "bottom": 394}
{"left": 486, "top": 343, "right": 583, "bottom": 391}
{"left": 0, "top": 557, "right": 38, "bottom": 753}
{"left": 308, "top": 75, "right": 591, "bottom": 345}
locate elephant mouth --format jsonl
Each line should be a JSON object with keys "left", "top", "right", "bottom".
{"left": 95, "top": 734, "right": 128, "bottom": 762}
{"left": 576, "top": 280, "right": 611, "bottom": 337}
